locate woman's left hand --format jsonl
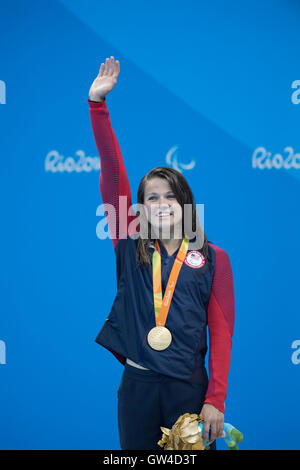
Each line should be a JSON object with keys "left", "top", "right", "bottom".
{"left": 199, "top": 403, "right": 224, "bottom": 443}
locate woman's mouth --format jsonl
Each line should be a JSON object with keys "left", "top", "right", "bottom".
{"left": 156, "top": 212, "right": 173, "bottom": 219}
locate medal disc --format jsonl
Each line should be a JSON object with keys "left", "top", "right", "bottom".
{"left": 147, "top": 326, "right": 172, "bottom": 351}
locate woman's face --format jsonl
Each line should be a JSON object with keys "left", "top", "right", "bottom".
{"left": 143, "top": 177, "right": 182, "bottom": 238}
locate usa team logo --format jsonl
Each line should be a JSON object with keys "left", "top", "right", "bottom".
{"left": 184, "top": 251, "right": 205, "bottom": 269}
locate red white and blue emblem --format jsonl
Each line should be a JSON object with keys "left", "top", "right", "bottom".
{"left": 184, "top": 250, "right": 205, "bottom": 269}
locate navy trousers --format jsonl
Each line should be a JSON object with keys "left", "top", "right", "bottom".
{"left": 117, "top": 362, "right": 217, "bottom": 450}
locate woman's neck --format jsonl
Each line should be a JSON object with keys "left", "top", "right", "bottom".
{"left": 159, "top": 237, "right": 182, "bottom": 256}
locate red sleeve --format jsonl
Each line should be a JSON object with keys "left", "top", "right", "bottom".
{"left": 88, "top": 98, "right": 138, "bottom": 250}
{"left": 203, "top": 244, "right": 235, "bottom": 414}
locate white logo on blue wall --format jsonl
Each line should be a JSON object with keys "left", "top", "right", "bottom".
{"left": 0, "top": 80, "right": 6, "bottom": 104}
{"left": 291, "top": 340, "right": 300, "bottom": 365}
{"left": 166, "top": 145, "right": 195, "bottom": 173}
{"left": 291, "top": 80, "right": 300, "bottom": 104}
{"left": 0, "top": 340, "right": 6, "bottom": 365}
{"left": 45, "top": 150, "right": 100, "bottom": 172}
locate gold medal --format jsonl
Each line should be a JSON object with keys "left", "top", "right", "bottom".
{"left": 147, "top": 326, "right": 172, "bottom": 351}
{"left": 149, "top": 236, "right": 189, "bottom": 352}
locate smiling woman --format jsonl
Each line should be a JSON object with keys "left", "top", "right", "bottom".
{"left": 136, "top": 167, "right": 210, "bottom": 263}
{"left": 88, "top": 56, "right": 235, "bottom": 451}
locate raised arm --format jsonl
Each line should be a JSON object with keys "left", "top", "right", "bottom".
{"left": 88, "top": 57, "right": 138, "bottom": 250}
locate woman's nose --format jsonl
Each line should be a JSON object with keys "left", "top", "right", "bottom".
{"left": 158, "top": 196, "right": 170, "bottom": 205}
{"left": 158, "top": 202, "right": 171, "bottom": 210}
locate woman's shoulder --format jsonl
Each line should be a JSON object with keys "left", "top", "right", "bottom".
{"left": 207, "top": 241, "right": 231, "bottom": 264}
{"left": 207, "top": 242, "right": 234, "bottom": 285}
{"left": 114, "top": 233, "right": 140, "bottom": 255}
{"left": 208, "top": 240, "right": 228, "bottom": 254}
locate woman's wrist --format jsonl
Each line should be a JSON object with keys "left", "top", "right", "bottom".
{"left": 88, "top": 95, "right": 105, "bottom": 103}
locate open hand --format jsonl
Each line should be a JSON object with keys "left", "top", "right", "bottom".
{"left": 89, "top": 56, "right": 120, "bottom": 102}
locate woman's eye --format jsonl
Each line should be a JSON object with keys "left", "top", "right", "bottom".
{"left": 148, "top": 195, "right": 175, "bottom": 200}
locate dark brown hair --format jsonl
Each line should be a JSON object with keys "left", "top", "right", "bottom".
{"left": 135, "top": 166, "right": 211, "bottom": 267}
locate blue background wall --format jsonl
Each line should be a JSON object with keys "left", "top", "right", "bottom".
{"left": 0, "top": 0, "right": 299, "bottom": 450}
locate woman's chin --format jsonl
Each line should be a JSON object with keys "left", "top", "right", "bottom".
{"left": 150, "top": 224, "right": 177, "bottom": 238}
{"left": 148, "top": 217, "right": 182, "bottom": 236}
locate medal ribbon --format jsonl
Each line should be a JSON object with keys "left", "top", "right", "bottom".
{"left": 152, "top": 236, "right": 189, "bottom": 327}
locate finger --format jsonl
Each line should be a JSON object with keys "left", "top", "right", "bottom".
{"left": 98, "top": 63, "right": 104, "bottom": 77}
{"left": 109, "top": 56, "right": 115, "bottom": 75}
{"left": 114, "top": 59, "right": 120, "bottom": 77}
{"left": 107, "top": 56, "right": 113, "bottom": 76}
{"left": 107, "top": 56, "right": 113, "bottom": 75}
{"left": 107, "top": 57, "right": 112, "bottom": 75}
{"left": 202, "top": 422, "right": 210, "bottom": 441}
{"left": 210, "top": 422, "right": 218, "bottom": 442}
{"left": 219, "top": 418, "right": 224, "bottom": 437}
{"left": 103, "top": 58, "right": 109, "bottom": 75}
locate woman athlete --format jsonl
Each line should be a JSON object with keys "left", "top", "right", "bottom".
{"left": 88, "top": 56, "right": 235, "bottom": 450}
